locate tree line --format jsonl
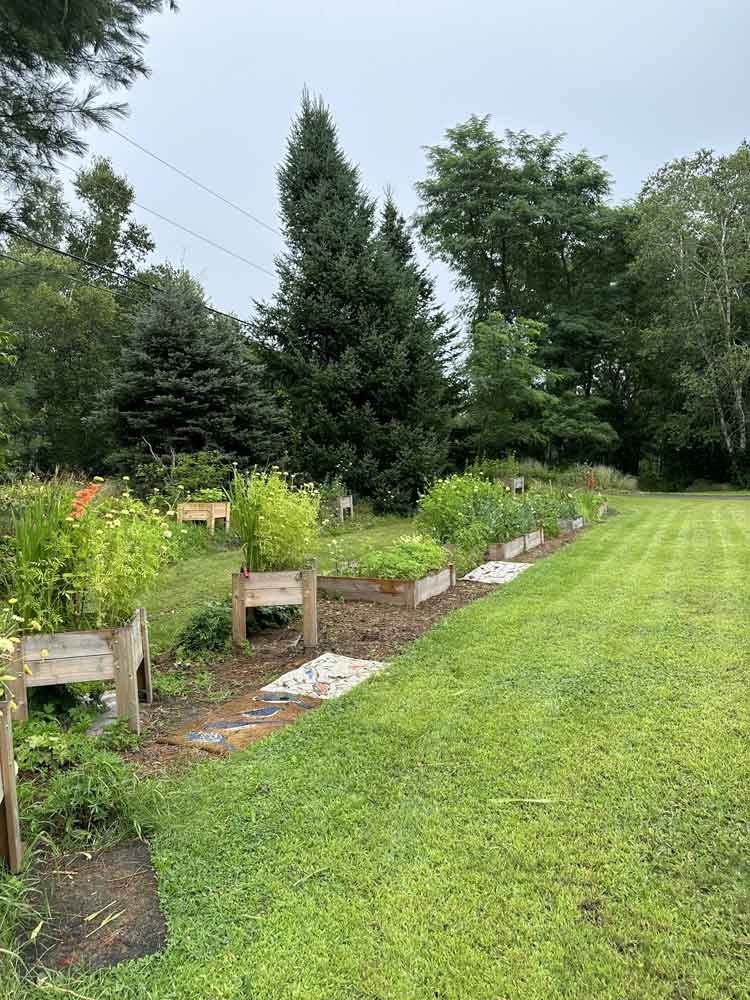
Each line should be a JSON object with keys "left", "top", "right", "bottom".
{"left": 2, "top": 2, "right": 750, "bottom": 496}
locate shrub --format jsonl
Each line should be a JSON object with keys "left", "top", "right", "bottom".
{"left": 4, "top": 479, "right": 173, "bottom": 631}
{"left": 229, "top": 469, "right": 320, "bottom": 571}
{"left": 357, "top": 535, "right": 450, "bottom": 580}
{"left": 174, "top": 601, "right": 232, "bottom": 663}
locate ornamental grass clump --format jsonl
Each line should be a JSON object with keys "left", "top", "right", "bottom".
{"left": 228, "top": 469, "right": 320, "bottom": 572}
{"left": 356, "top": 535, "right": 450, "bottom": 581}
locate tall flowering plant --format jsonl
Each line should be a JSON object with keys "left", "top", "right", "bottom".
{"left": 6, "top": 477, "right": 175, "bottom": 632}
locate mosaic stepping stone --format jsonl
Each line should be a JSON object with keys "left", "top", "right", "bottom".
{"left": 261, "top": 652, "right": 385, "bottom": 700}
{"left": 463, "top": 560, "right": 532, "bottom": 585}
{"left": 253, "top": 693, "right": 314, "bottom": 709}
{"left": 184, "top": 730, "right": 235, "bottom": 750}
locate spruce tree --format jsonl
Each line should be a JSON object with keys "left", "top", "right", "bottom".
{"left": 255, "top": 93, "right": 454, "bottom": 510}
{"left": 99, "top": 269, "right": 286, "bottom": 466}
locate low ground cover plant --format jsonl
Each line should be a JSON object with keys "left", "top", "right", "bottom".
{"left": 174, "top": 600, "right": 232, "bottom": 664}
{"left": 229, "top": 469, "right": 320, "bottom": 571}
{"left": 13, "top": 709, "right": 154, "bottom": 848}
{"left": 356, "top": 534, "right": 450, "bottom": 580}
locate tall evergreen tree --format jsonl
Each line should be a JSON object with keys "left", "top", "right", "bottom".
{"left": 98, "top": 269, "right": 286, "bottom": 466}
{"left": 255, "top": 93, "right": 454, "bottom": 510}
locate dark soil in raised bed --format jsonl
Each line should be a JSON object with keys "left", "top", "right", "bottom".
{"left": 21, "top": 840, "right": 167, "bottom": 977}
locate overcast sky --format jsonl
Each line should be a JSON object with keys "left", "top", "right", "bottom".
{"left": 62, "top": 0, "right": 749, "bottom": 320}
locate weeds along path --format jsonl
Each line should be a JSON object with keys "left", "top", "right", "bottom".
{"left": 22, "top": 498, "right": 750, "bottom": 1000}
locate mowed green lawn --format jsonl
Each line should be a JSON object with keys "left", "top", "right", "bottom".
{"left": 25, "top": 498, "right": 750, "bottom": 999}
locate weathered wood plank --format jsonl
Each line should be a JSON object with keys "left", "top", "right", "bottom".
{"left": 0, "top": 701, "right": 23, "bottom": 873}
{"left": 487, "top": 536, "right": 525, "bottom": 560}
{"left": 524, "top": 529, "right": 544, "bottom": 551}
{"left": 413, "top": 566, "right": 454, "bottom": 606}
{"left": 317, "top": 576, "right": 411, "bottom": 605}
{"left": 302, "top": 566, "right": 318, "bottom": 647}
{"left": 23, "top": 630, "right": 114, "bottom": 659}
{"left": 6, "top": 645, "right": 27, "bottom": 722}
{"left": 25, "top": 654, "right": 114, "bottom": 687}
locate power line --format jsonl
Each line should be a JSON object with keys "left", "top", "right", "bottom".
{"left": 0, "top": 249, "right": 148, "bottom": 310}
{"left": 4, "top": 229, "right": 255, "bottom": 329}
{"left": 56, "top": 160, "right": 276, "bottom": 278}
{"left": 106, "top": 126, "right": 281, "bottom": 237}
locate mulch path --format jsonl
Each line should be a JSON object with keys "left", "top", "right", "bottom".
{"left": 124, "top": 531, "right": 581, "bottom": 777}
{"left": 21, "top": 840, "right": 167, "bottom": 977}
{"left": 124, "top": 578, "right": 498, "bottom": 775}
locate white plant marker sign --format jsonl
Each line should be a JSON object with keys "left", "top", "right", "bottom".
{"left": 463, "top": 561, "right": 532, "bottom": 585}
{"left": 261, "top": 652, "right": 385, "bottom": 700}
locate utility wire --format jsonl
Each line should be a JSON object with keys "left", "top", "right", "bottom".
{"left": 0, "top": 249, "right": 147, "bottom": 310}
{"left": 56, "top": 160, "right": 276, "bottom": 278}
{"left": 4, "top": 229, "right": 255, "bottom": 329}
{"left": 106, "top": 126, "right": 281, "bottom": 237}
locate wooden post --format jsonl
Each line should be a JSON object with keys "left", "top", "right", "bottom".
{"left": 208, "top": 511, "right": 216, "bottom": 535}
{"left": 449, "top": 563, "right": 456, "bottom": 588}
{"left": 224, "top": 504, "right": 231, "bottom": 534}
{"left": 138, "top": 608, "right": 153, "bottom": 704}
{"left": 0, "top": 700, "right": 23, "bottom": 873}
{"left": 302, "top": 563, "right": 318, "bottom": 648}
{"left": 112, "top": 633, "right": 140, "bottom": 735}
{"left": 232, "top": 574, "right": 246, "bottom": 649}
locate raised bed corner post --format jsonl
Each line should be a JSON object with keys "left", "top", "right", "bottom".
{"left": 0, "top": 699, "right": 23, "bottom": 874}
{"left": 6, "top": 644, "right": 27, "bottom": 722}
{"left": 303, "top": 560, "right": 318, "bottom": 648}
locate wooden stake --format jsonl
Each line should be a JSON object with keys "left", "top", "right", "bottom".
{"left": 302, "top": 563, "right": 318, "bottom": 648}
{"left": 0, "top": 699, "right": 23, "bottom": 873}
{"left": 232, "top": 574, "right": 246, "bottom": 650}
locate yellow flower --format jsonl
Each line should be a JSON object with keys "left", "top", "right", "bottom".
{"left": 23, "top": 664, "right": 32, "bottom": 676}
{"left": 93, "top": 475, "right": 105, "bottom": 483}
{"left": 30, "top": 619, "right": 42, "bottom": 631}
{"left": 104, "top": 512, "right": 113, "bottom": 519}
{"left": 163, "top": 529, "right": 173, "bottom": 538}
{"left": 0, "top": 638, "right": 14, "bottom": 652}
{"left": 7, "top": 597, "right": 17, "bottom": 605}
{"left": 40, "top": 648, "right": 49, "bottom": 658}
{"left": 122, "top": 475, "right": 130, "bottom": 482}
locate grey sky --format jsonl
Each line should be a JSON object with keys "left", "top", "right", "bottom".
{"left": 64, "top": 0, "right": 749, "bottom": 320}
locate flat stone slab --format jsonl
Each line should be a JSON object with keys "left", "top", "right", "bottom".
{"left": 463, "top": 561, "right": 532, "bottom": 585}
{"left": 262, "top": 652, "right": 385, "bottom": 700}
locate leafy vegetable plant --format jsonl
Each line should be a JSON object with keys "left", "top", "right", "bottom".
{"left": 357, "top": 535, "right": 450, "bottom": 580}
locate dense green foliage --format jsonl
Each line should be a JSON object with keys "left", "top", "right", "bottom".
{"left": 356, "top": 534, "right": 449, "bottom": 580}
{"left": 254, "top": 94, "right": 456, "bottom": 511}
{"left": 97, "top": 269, "right": 286, "bottom": 470}
{"left": 3, "top": 478, "right": 172, "bottom": 630}
{"left": 2, "top": 89, "right": 749, "bottom": 496}
{"left": 0, "top": 0, "right": 175, "bottom": 230}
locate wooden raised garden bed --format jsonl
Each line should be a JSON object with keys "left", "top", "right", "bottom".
{"left": 7, "top": 609, "right": 153, "bottom": 734}
{"left": 487, "top": 529, "right": 544, "bottom": 560}
{"left": 176, "top": 500, "right": 231, "bottom": 535}
{"left": 232, "top": 568, "right": 318, "bottom": 650}
{"left": 318, "top": 564, "right": 456, "bottom": 610}
{"left": 559, "top": 516, "right": 585, "bottom": 532}
{"left": 0, "top": 699, "right": 22, "bottom": 873}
